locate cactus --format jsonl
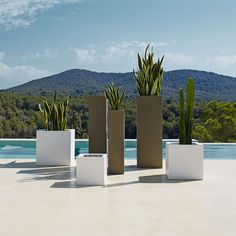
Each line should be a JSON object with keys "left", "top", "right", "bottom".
{"left": 179, "top": 78, "right": 195, "bottom": 144}
{"left": 179, "top": 88, "right": 186, "bottom": 144}
{"left": 104, "top": 82, "right": 124, "bottom": 110}
{"left": 39, "top": 93, "right": 69, "bottom": 131}
{"left": 134, "top": 44, "right": 164, "bottom": 96}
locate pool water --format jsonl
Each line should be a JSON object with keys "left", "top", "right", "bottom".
{"left": 0, "top": 139, "right": 235, "bottom": 160}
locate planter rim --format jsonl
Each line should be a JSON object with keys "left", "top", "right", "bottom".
{"left": 137, "top": 95, "right": 162, "bottom": 98}
{"left": 166, "top": 142, "right": 202, "bottom": 146}
{"left": 37, "top": 129, "right": 75, "bottom": 132}
{"left": 78, "top": 153, "right": 107, "bottom": 158}
{"left": 88, "top": 95, "right": 106, "bottom": 98}
{"left": 108, "top": 109, "right": 125, "bottom": 112}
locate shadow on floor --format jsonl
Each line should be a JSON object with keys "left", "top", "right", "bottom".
{"left": 125, "top": 165, "right": 143, "bottom": 172}
{"left": 139, "top": 174, "right": 199, "bottom": 183}
{"left": 106, "top": 175, "right": 196, "bottom": 187}
{"left": 17, "top": 166, "right": 76, "bottom": 182}
{"left": 3, "top": 161, "right": 197, "bottom": 186}
{"left": 106, "top": 180, "right": 139, "bottom": 187}
{"left": 0, "top": 160, "right": 37, "bottom": 169}
{"left": 124, "top": 165, "right": 162, "bottom": 172}
{"left": 50, "top": 180, "right": 93, "bottom": 189}
{"left": 49, "top": 174, "right": 197, "bottom": 189}
{"left": 50, "top": 180, "right": 139, "bottom": 189}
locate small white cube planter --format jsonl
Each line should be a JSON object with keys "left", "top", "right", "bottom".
{"left": 166, "top": 142, "right": 204, "bottom": 180}
{"left": 36, "top": 129, "right": 75, "bottom": 166}
{"left": 76, "top": 154, "right": 107, "bottom": 186}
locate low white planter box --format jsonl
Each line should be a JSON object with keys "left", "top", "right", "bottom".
{"left": 166, "top": 142, "right": 204, "bottom": 180}
{"left": 76, "top": 154, "right": 107, "bottom": 186}
{"left": 36, "top": 129, "right": 75, "bottom": 166}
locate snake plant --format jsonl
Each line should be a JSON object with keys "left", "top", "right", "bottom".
{"left": 179, "top": 78, "right": 195, "bottom": 144}
{"left": 39, "top": 93, "right": 69, "bottom": 131}
{"left": 104, "top": 82, "right": 124, "bottom": 110}
{"left": 134, "top": 44, "right": 164, "bottom": 96}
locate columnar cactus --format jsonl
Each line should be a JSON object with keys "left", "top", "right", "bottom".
{"left": 39, "top": 93, "right": 69, "bottom": 131}
{"left": 179, "top": 78, "right": 195, "bottom": 144}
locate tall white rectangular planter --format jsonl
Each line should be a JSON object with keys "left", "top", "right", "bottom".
{"left": 36, "top": 129, "right": 75, "bottom": 166}
{"left": 166, "top": 142, "right": 203, "bottom": 180}
{"left": 76, "top": 154, "right": 107, "bottom": 186}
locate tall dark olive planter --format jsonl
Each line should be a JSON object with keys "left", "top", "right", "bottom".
{"left": 137, "top": 96, "right": 162, "bottom": 168}
{"left": 108, "top": 110, "right": 125, "bottom": 174}
{"left": 88, "top": 96, "right": 107, "bottom": 153}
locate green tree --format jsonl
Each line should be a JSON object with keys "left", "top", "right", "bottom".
{"left": 193, "top": 101, "right": 236, "bottom": 142}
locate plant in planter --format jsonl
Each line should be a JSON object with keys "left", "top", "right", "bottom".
{"left": 104, "top": 82, "right": 125, "bottom": 174}
{"left": 36, "top": 93, "right": 75, "bottom": 166}
{"left": 179, "top": 78, "right": 195, "bottom": 145}
{"left": 39, "top": 93, "right": 68, "bottom": 131}
{"left": 134, "top": 45, "right": 164, "bottom": 168}
{"left": 134, "top": 44, "right": 164, "bottom": 96}
{"left": 166, "top": 78, "right": 204, "bottom": 179}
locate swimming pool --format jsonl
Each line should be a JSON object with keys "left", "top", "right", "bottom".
{"left": 0, "top": 139, "right": 235, "bottom": 160}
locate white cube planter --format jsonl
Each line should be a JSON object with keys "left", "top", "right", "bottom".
{"left": 36, "top": 129, "right": 75, "bottom": 166}
{"left": 76, "top": 154, "right": 107, "bottom": 186}
{"left": 166, "top": 142, "right": 204, "bottom": 180}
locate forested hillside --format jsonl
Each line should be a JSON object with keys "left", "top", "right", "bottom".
{"left": 5, "top": 69, "right": 236, "bottom": 102}
{"left": 0, "top": 92, "right": 235, "bottom": 142}
{"left": 1, "top": 68, "right": 235, "bottom": 142}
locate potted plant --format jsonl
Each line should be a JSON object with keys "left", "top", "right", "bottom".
{"left": 36, "top": 93, "right": 75, "bottom": 166}
{"left": 104, "top": 82, "right": 125, "bottom": 174}
{"left": 166, "top": 78, "right": 204, "bottom": 179}
{"left": 134, "top": 45, "right": 164, "bottom": 168}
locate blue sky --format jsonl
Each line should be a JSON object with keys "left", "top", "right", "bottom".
{"left": 0, "top": 0, "right": 236, "bottom": 89}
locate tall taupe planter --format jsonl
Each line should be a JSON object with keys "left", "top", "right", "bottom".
{"left": 108, "top": 110, "right": 125, "bottom": 174}
{"left": 137, "top": 96, "right": 162, "bottom": 168}
{"left": 88, "top": 96, "right": 107, "bottom": 153}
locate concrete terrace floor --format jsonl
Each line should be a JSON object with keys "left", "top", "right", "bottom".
{"left": 0, "top": 159, "right": 236, "bottom": 236}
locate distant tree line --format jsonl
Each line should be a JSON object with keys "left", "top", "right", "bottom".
{"left": 0, "top": 92, "right": 235, "bottom": 142}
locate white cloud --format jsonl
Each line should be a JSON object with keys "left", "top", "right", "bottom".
{"left": 163, "top": 52, "right": 236, "bottom": 75}
{"left": 72, "top": 41, "right": 172, "bottom": 68}
{"left": 163, "top": 52, "right": 195, "bottom": 65}
{"left": 22, "top": 48, "right": 58, "bottom": 60}
{"left": 54, "top": 16, "right": 65, "bottom": 22}
{"left": 207, "top": 55, "right": 236, "bottom": 68}
{"left": 0, "top": 51, "right": 5, "bottom": 61}
{"left": 102, "top": 40, "right": 170, "bottom": 61}
{"left": 0, "top": 63, "right": 48, "bottom": 79}
{"left": 0, "top": 0, "right": 80, "bottom": 29}
{"left": 71, "top": 41, "right": 175, "bottom": 72}
{"left": 102, "top": 44, "right": 130, "bottom": 60}
{"left": 74, "top": 48, "right": 96, "bottom": 63}
{"left": 0, "top": 51, "right": 49, "bottom": 88}
{"left": 71, "top": 41, "right": 236, "bottom": 75}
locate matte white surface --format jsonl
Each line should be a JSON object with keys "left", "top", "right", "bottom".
{"left": 76, "top": 153, "right": 107, "bottom": 186}
{"left": 36, "top": 129, "right": 75, "bottom": 166}
{"left": 166, "top": 142, "right": 204, "bottom": 179}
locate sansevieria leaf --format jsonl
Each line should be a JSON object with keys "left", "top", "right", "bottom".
{"left": 133, "top": 45, "right": 164, "bottom": 96}
{"left": 39, "top": 92, "right": 69, "bottom": 131}
{"left": 104, "top": 82, "right": 124, "bottom": 110}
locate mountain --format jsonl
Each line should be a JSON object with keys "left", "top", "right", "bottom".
{"left": 5, "top": 69, "right": 236, "bottom": 101}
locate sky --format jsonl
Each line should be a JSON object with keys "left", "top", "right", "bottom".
{"left": 0, "top": 0, "right": 236, "bottom": 89}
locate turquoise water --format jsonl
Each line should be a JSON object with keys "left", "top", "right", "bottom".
{"left": 0, "top": 139, "right": 235, "bottom": 160}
